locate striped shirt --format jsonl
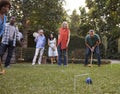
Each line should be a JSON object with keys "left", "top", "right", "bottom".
{"left": 1, "top": 24, "right": 20, "bottom": 47}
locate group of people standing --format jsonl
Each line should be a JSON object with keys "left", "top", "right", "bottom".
{"left": 32, "top": 21, "right": 70, "bottom": 66}
{"left": 32, "top": 22, "right": 101, "bottom": 67}
{"left": 0, "top": 0, "right": 101, "bottom": 69}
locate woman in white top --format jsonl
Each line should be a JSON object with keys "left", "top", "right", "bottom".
{"left": 48, "top": 33, "right": 58, "bottom": 64}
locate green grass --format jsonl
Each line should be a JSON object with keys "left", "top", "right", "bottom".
{"left": 0, "top": 63, "right": 120, "bottom": 94}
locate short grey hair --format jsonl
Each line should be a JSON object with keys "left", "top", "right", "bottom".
{"left": 38, "top": 29, "right": 44, "bottom": 33}
{"left": 89, "top": 29, "right": 94, "bottom": 32}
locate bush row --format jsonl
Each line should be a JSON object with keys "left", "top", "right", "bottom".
{"left": 16, "top": 35, "right": 120, "bottom": 62}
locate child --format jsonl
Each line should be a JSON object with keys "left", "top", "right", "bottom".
{"left": 48, "top": 33, "right": 58, "bottom": 64}
{"left": 32, "top": 29, "right": 46, "bottom": 65}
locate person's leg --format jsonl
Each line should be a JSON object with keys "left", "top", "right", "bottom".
{"left": 94, "top": 46, "right": 101, "bottom": 66}
{"left": 84, "top": 47, "right": 91, "bottom": 66}
{"left": 55, "top": 56, "right": 58, "bottom": 63}
{"left": 54, "top": 47, "right": 58, "bottom": 63}
{"left": 50, "top": 57, "right": 54, "bottom": 64}
{"left": 38, "top": 48, "right": 44, "bottom": 64}
{"left": 53, "top": 57, "right": 56, "bottom": 63}
{"left": 0, "top": 44, "right": 7, "bottom": 58}
{"left": 63, "top": 49, "right": 68, "bottom": 66}
{"left": 4, "top": 45, "right": 15, "bottom": 67}
{"left": 32, "top": 48, "right": 39, "bottom": 65}
{"left": 49, "top": 47, "right": 54, "bottom": 64}
{"left": 0, "top": 44, "right": 7, "bottom": 69}
{"left": 57, "top": 45, "right": 62, "bottom": 66}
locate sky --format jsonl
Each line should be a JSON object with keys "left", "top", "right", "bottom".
{"left": 63, "top": 0, "right": 86, "bottom": 15}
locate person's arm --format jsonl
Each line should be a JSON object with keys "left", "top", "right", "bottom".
{"left": 0, "top": 25, "right": 5, "bottom": 37}
{"left": 0, "top": 16, "right": 7, "bottom": 37}
{"left": 57, "top": 29, "right": 61, "bottom": 47}
{"left": 85, "top": 35, "right": 91, "bottom": 48}
{"left": 43, "top": 36, "right": 46, "bottom": 47}
{"left": 93, "top": 41, "right": 101, "bottom": 48}
{"left": 85, "top": 41, "right": 95, "bottom": 52}
{"left": 93, "top": 34, "right": 101, "bottom": 48}
{"left": 66, "top": 30, "right": 70, "bottom": 47}
{"left": 16, "top": 27, "right": 19, "bottom": 40}
{"left": 58, "top": 30, "right": 60, "bottom": 40}
{"left": 85, "top": 42, "right": 91, "bottom": 49}
{"left": 54, "top": 38, "right": 57, "bottom": 46}
{"left": 48, "top": 39, "right": 50, "bottom": 47}
{"left": 91, "top": 34, "right": 101, "bottom": 52}
{"left": 15, "top": 26, "right": 24, "bottom": 46}
{"left": 16, "top": 27, "right": 23, "bottom": 41}
{"left": 34, "top": 36, "right": 38, "bottom": 42}
{"left": 1, "top": 25, "right": 8, "bottom": 40}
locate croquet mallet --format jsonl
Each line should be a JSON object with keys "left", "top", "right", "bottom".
{"left": 88, "top": 52, "right": 93, "bottom": 67}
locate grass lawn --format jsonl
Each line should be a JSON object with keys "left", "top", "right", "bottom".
{"left": 0, "top": 63, "right": 120, "bottom": 94}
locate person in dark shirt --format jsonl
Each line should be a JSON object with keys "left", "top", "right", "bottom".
{"left": 84, "top": 29, "right": 101, "bottom": 67}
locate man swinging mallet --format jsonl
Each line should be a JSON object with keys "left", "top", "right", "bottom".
{"left": 84, "top": 29, "right": 101, "bottom": 67}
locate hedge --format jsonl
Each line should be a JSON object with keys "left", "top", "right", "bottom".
{"left": 15, "top": 35, "right": 120, "bottom": 63}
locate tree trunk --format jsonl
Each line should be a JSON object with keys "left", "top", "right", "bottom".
{"left": 22, "top": 15, "right": 28, "bottom": 48}
{"left": 23, "top": 28, "right": 28, "bottom": 48}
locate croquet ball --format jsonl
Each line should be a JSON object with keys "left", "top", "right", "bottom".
{"left": 86, "top": 77, "right": 92, "bottom": 84}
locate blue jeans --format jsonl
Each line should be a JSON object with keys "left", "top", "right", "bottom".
{"left": 57, "top": 45, "right": 68, "bottom": 66}
{"left": 84, "top": 46, "right": 101, "bottom": 66}
{"left": 0, "top": 41, "right": 15, "bottom": 67}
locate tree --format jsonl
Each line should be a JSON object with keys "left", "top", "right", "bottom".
{"left": 85, "top": 0, "right": 120, "bottom": 58}
{"left": 69, "top": 10, "right": 80, "bottom": 35}
{"left": 77, "top": 7, "right": 93, "bottom": 37}
{"left": 9, "top": 0, "right": 67, "bottom": 47}
{"left": 85, "top": 0, "right": 120, "bottom": 34}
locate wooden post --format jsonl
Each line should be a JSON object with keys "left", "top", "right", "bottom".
{"left": 41, "top": 56, "right": 46, "bottom": 64}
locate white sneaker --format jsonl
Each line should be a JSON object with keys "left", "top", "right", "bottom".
{"left": 38, "top": 63, "right": 41, "bottom": 65}
{"left": 32, "top": 63, "right": 35, "bottom": 65}
{"left": 5, "top": 66, "right": 10, "bottom": 68}
{"left": 64, "top": 65, "right": 68, "bottom": 67}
